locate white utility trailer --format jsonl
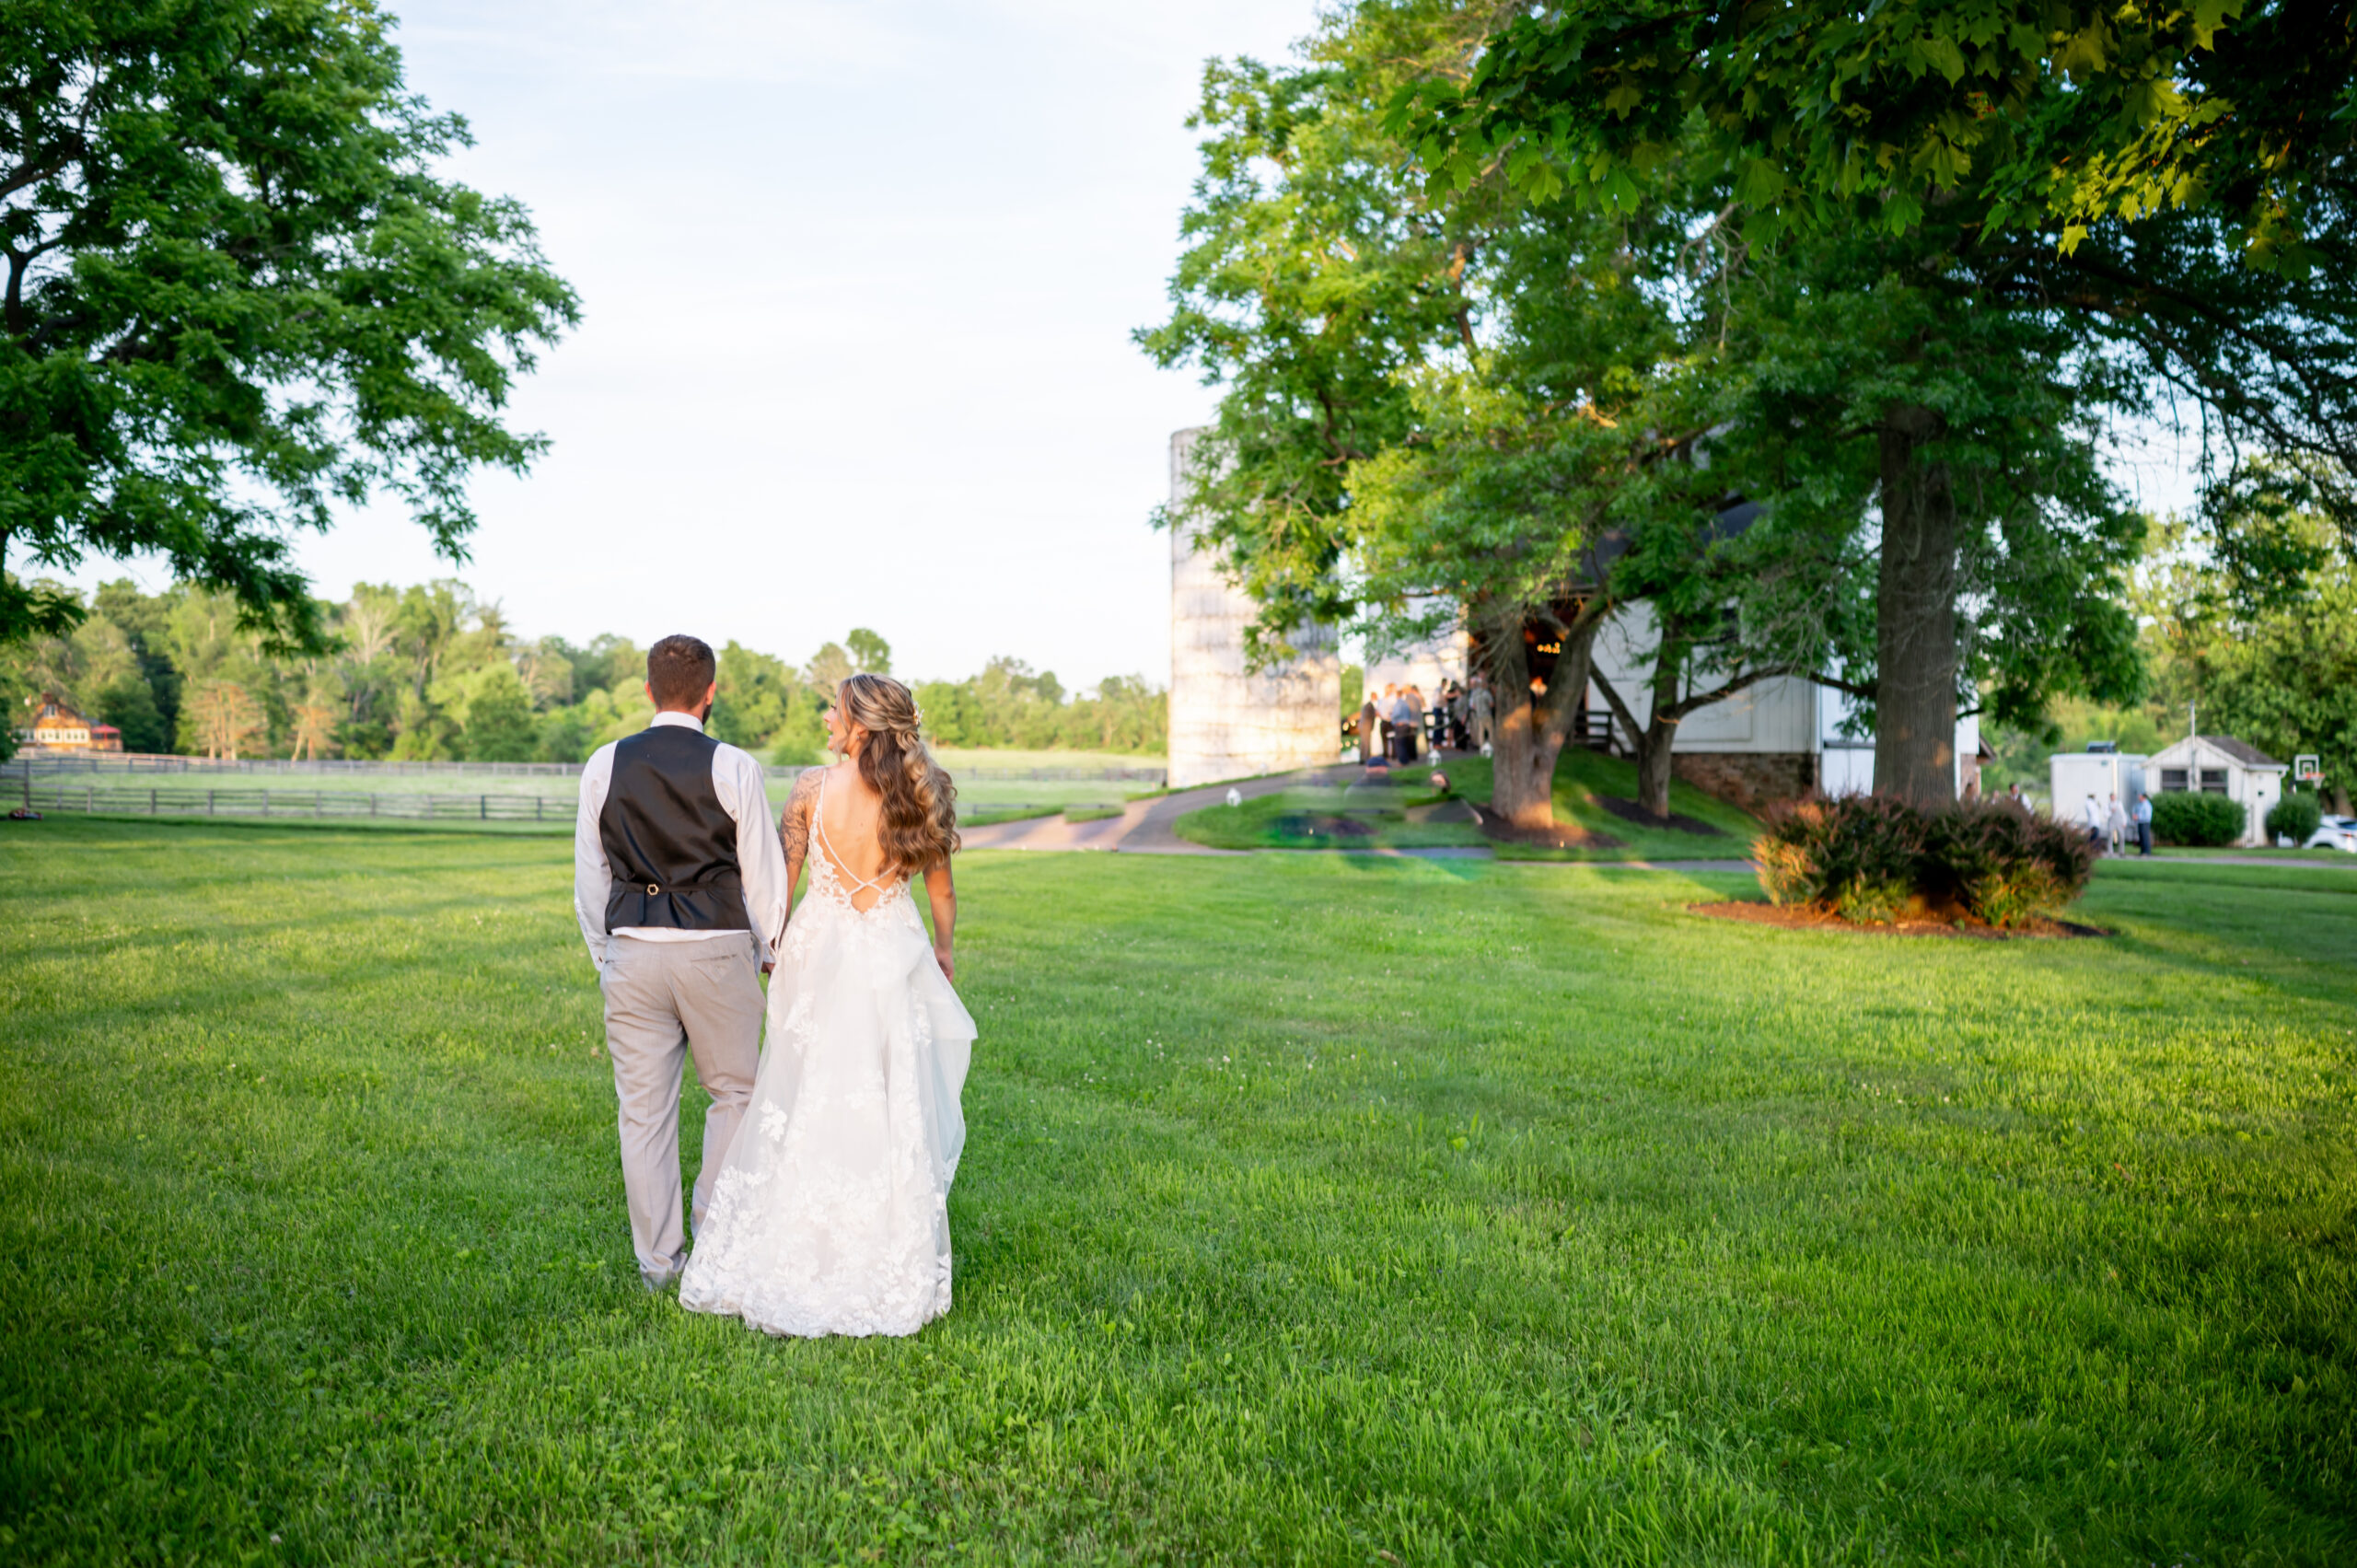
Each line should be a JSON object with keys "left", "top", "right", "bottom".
{"left": 2048, "top": 749, "right": 2148, "bottom": 828}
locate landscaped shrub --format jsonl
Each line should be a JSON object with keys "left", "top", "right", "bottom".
{"left": 1756, "top": 796, "right": 2096, "bottom": 926}
{"left": 2151, "top": 791, "right": 2245, "bottom": 847}
{"left": 2266, "top": 792, "right": 2324, "bottom": 844}
{"left": 1756, "top": 796, "right": 1919, "bottom": 922}
{"left": 1920, "top": 802, "right": 2095, "bottom": 928}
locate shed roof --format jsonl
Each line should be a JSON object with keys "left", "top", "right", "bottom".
{"left": 2149, "top": 734, "right": 2285, "bottom": 770}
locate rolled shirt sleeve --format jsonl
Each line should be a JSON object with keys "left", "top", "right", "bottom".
{"left": 573, "top": 740, "right": 620, "bottom": 970}
{"left": 715, "top": 743, "right": 791, "bottom": 963}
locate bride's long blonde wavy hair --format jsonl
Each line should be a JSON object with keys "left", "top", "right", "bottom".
{"left": 838, "top": 673, "right": 959, "bottom": 876}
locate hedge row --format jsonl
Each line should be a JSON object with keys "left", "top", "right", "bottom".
{"left": 1756, "top": 796, "right": 2096, "bottom": 927}
{"left": 2150, "top": 791, "right": 2245, "bottom": 847}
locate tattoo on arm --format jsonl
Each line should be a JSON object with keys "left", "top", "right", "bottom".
{"left": 779, "top": 769, "right": 819, "bottom": 871}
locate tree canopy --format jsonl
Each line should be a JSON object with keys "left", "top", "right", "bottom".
{"left": 1392, "top": 0, "right": 2357, "bottom": 269}
{"left": 1, "top": 0, "right": 580, "bottom": 648}
{"left": 1144, "top": 0, "right": 2161, "bottom": 814}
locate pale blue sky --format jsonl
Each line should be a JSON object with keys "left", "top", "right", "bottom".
{"left": 66, "top": 0, "right": 2202, "bottom": 686}
{"left": 80, "top": 0, "right": 1326, "bottom": 686}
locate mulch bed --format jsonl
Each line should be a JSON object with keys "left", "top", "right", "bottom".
{"left": 1468, "top": 801, "right": 1624, "bottom": 851}
{"left": 1690, "top": 900, "right": 2112, "bottom": 939}
{"left": 1594, "top": 796, "right": 1728, "bottom": 837}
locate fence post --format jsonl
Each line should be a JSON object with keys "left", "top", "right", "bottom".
{"left": 481, "top": 794, "right": 487, "bottom": 820}
{"left": 208, "top": 788, "right": 215, "bottom": 816}
{"left": 370, "top": 793, "right": 377, "bottom": 818}
{"left": 535, "top": 796, "right": 543, "bottom": 821}
{"left": 87, "top": 784, "right": 93, "bottom": 814}
{"left": 150, "top": 787, "right": 157, "bottom": 816}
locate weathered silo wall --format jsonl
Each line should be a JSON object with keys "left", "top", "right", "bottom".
{"left": 1167, "top": 427, "right": 1341, "bottom": 789}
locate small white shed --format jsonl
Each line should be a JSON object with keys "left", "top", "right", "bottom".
{"left": 2148, "top": 735, "right": 2288, "bottom": 847}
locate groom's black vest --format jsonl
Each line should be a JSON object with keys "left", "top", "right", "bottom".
{"left": 598, "top": 725, "right": 752, "bottom": 935}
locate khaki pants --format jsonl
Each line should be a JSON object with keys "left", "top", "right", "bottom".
{"left": 598, "top": 933, "right": 762, "bottom": 1283}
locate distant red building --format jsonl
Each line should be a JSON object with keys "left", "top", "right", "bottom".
{"left": 21, "top": 693, "right": 123, "bottom": 753}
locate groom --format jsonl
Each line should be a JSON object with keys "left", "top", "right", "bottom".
{"left": 574, "top": 634, "right": 791, "bottom": 1291}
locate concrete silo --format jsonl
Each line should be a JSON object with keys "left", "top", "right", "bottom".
{"left": 1167, "top": 427, "right": 1341, "bottom": 789}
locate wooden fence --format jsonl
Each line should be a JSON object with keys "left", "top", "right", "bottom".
{"left": 6, "top": 774, "right": 1109, "bottom": 827}
{"left": 10, "top": 779, "right": 573, "bottom": 822}
{"left": 6, "top": 753, "right": 1164, "bottom": 784}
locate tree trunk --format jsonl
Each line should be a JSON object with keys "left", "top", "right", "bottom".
{"left": 1589, "top": 668, "right": 1678, "bottom": 819}
{"left": 1487, "top": 613, "right": 1595, "bottom": 830}
{"left": 1636, "top": 618, "right": 1688, "bottom": 818}
{"left": 1634, "top": 718, "right": 1678, "bottom": 818}
{"left": 1875, "top": 405, "right": 1959, "bottom": 806}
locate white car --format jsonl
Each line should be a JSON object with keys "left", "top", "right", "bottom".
{"left": 2305, "top": 815, "right": 2357, "bottom": 853}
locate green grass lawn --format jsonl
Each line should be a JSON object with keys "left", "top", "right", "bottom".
{"left": 1452, "top": 749, "right": 1761, "bottom": 859}
{"left": 795, "top": 755, "right": 1156, "bottom": 816}
{"left": 1173, "top": 747, "right": 1760, "bottom": 859}
{"left": 2155, "top": 845, "right": 2357, "bottom": 864}
{"left": 2, "top": 820, "right": 2352, "bottom": 1563}
{"left": 925, "top": 748, "right": 1164, "bottom": 776}
{"left": 1173, "top": 783, "right": 1491, "bottom": 851}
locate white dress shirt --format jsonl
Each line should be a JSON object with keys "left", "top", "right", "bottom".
{"left": 574, "top": 711, "right": 790, "bottom": 969}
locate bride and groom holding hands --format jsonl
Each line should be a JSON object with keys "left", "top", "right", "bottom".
{"left": 572, "top": 634, "right": 974, "bottom": 1338}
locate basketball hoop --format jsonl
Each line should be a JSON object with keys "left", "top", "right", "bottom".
{"left": 2295, "top": 753, "right": 2323, "bottom": 784}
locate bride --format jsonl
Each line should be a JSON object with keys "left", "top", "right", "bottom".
{"left": 679, "top": 673, "right": 974, "bottom": 1338}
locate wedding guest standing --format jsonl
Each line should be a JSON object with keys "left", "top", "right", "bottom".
{"left": 1390, "top": 686, "right": 1420, "bottom": 765}
{"left": 2135, "top": 791, "right": 2154, "bottom": 855}
{"left": 1468, "top": 675, "right": 1494, "bottom": 751}
{"left": 1357, "top": 689, "right": 1382, "bottom": 767}
{"left": 2105, "top": 792, "right": 2128, "bottom": 854}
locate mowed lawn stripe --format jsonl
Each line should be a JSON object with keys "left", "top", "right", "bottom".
{"left": 0, "top": 818, "right": 2350, "bottom": 1562}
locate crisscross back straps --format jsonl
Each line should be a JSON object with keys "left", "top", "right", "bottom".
{"left": 814, "top": 771, "right": 891, "bottom": 898}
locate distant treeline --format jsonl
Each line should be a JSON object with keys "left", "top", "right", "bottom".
{"left": 3, "top": 579, "right": 1165, "bottom": 764}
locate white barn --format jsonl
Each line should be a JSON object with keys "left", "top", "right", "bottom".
{"left": 1161, "top": 452, "right": 1991, "bottom": 806}
{"left": 1586, "top": 605, "right": 1985, "bottom": 808}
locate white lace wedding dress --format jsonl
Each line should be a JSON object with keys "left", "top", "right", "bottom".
{"left": 679, "top": 773, "right": 974, "bottom": 1337}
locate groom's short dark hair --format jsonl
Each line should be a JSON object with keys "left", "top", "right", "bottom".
{"left": 646, "top": 634, "right": 717, "bottom": 709}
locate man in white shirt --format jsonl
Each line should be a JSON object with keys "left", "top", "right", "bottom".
{"left": 574, "top": 634, "right": 791, "bottom": 1291}
{"left": 2080, "top": 792, "right": 2107, "bottom": 850}
{"left": 1387, "top": 687, "right": 1418, "bottom": 764}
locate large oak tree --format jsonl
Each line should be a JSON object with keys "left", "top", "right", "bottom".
{"left": 1391, "top": 0, "right": 2357, "bottom": 802}
{"left": 1144, "top": 0, "right": 2146, "bottom": 823}
{"left": 1, "top": 0, "right": 579, "bottom": 649}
